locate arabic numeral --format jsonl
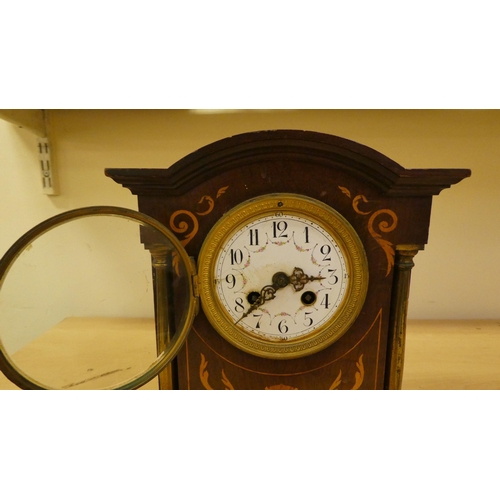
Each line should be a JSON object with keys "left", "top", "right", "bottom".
{"left": 253, "top": 313, "right": 263, "bottom": 329}
{"left": 304, "top": 311, "right": 314, "bottom": 327}
{"left": 234, "top": 297, "right": 245, "bottom": 313}
{"left": 230, "top": 248, "right": 243, "bottom": 265}
{"left": 320, "top": 294, "right": 330, "bottom": 309}
{"left": 273, "top": 221, "right": 288, "bottom": 238}
{"left": 249, "top": 229, "right": 259, "bottom": 246}
{"left": 328, "top": 269, "right": 339, "bottom": 285}
{"left": 320, "top": 244, "right": 332, "bottom": 261}
{"left": 225, "top": 274, "right": 236, "bottom": 289}
{"left": 278, "top": 319, "right": 289, "bottom": 334}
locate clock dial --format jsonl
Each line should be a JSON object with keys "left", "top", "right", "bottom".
{"left": 215, "top": 214, "right": 348, "bottom": 342}
{"left": 198, "top": 194, "right": 368, "bottom": 359}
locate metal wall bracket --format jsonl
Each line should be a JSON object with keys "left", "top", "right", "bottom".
{"left": 37, "top": 137, "right": 58, "bottom": 195}
{"left": 0, "top": 110, "right": 59, "bottom": 196}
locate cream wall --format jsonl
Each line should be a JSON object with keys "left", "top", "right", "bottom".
{"left": 1, "top": 110, "right": 499, "bottom": 334}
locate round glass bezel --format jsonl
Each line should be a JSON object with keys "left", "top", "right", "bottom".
{"left": 0, "top": 206, "right": 196, "bottom": 390}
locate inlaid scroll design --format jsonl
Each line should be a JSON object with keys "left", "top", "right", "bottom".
{"left": 200, "top": 353, "right": 234, "bottom": 390}
{"left": 169, "top": 186, "right": 228, "bottom": 273}
{"left": 352, "top": 354, "right": 365, "bottom": 390}
{"left": 170, "top": 186, "right": 228, "bottom": 248}
{"left": 339, "top": 187, "right": 398, "bottom": 277}
{"left": 328, "top": 354, "right": 364, "bottom": 390}
{"left": 199, "top": 353, "right": 365, "bottom": 390}
{"left": 170, "top": 210, "right": 199, "bottom": 249}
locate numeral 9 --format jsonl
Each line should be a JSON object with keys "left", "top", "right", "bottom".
{"left": 225, "top": 274, "right": 236, "bottom": 289}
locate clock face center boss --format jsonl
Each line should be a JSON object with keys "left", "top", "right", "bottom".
{"left": 198, "top": 194, "right": 369, "bottom": 359}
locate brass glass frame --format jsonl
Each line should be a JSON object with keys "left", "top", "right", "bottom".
{"left": 0, "top": 206, "right": 197, "bottom": 390}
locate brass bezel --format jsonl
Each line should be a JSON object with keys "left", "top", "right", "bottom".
{"left": 0, "top": 206, "right": 197, "bottom": 390}
{"left": 198, "top": 194, "right": 369, "bottom": 359}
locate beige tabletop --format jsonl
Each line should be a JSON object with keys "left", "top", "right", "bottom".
{"left": 402, "top": 319, "right": 500, "bottom": 390}
{"left": 0, "top": 317, "right": 159, "bottom": 390}
{"left": 1, "top": 318, "right": 499, "bottom": 390}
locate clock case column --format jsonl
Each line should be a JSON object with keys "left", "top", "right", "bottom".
{"left": 385, "top": 245, "right": 423, "bottom": 390}
{"left": 106, "top": 130, "right": 470, "bottom": 390}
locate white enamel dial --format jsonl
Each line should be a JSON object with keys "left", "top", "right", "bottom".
{"left": 215, "top": 214, "right": 348, "bottom": 342}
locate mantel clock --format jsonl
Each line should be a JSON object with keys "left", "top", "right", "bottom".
{"left": 0, "top": 130, "right": 470, "bottom": 390}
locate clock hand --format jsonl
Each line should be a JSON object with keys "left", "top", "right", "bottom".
{"left": 235, "top": 272, "right": 291, "bottom": 325}
{"left": 235, "top": 285, "right": 277, "bottom": 325}
{"left": 289, "top": 267, "right": 325, "bottom": 292}
{"left": 235, "top": 269, "right": 323, "bottom": 325}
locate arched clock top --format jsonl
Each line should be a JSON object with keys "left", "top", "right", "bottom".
{"left": 105, "top": 130, "right": 470, "bottom": 197}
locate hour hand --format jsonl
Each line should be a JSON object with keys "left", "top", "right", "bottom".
{"left": 289, "top": 267, "right": 325, "bottom": 292}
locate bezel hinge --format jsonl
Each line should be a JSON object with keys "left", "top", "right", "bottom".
{"left": 190, "top": 257, "right": 200, "bottom": 315}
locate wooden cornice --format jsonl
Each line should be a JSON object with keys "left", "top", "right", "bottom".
{"left": 106, "top": 130, "right": 471, "bottom": 197}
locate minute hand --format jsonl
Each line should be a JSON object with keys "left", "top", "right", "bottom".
{"left": 235, "top": 284, "right": 278, "bottom": 325}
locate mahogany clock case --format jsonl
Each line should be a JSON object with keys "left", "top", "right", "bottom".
{"left": 106, "top": 130, "right": 470, "bottom": 390}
